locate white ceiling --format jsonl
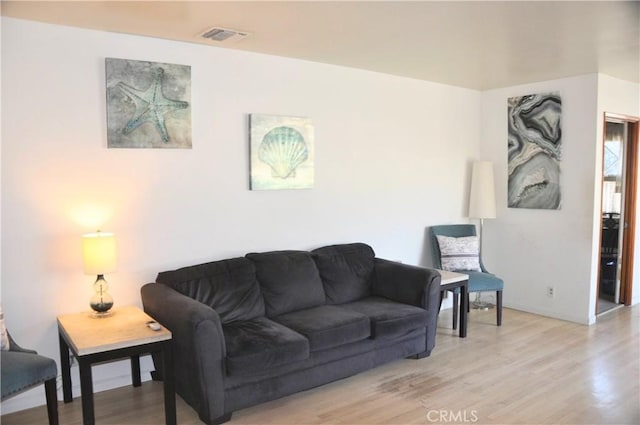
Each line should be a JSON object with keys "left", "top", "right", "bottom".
{"left": 3, "top": 1, "right": 639, "bottom": 90}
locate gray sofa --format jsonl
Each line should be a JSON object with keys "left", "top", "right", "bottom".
{"left": 141, "top": 243, "right": 441, "bottom": 425}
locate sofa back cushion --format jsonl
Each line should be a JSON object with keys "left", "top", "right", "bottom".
{"left": 311, "top": 243, "right": 375, "bottom": 304}
{"left": 246, "top": 251, "right": 326, "bottom": 317}
{"left": 156, "top": 257, "right": 264, "bottom": 324}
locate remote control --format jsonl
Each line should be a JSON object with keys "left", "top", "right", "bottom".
{"left": 146, "top": 320, "right": 161, "bottom": 331}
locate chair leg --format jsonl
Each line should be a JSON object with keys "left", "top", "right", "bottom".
{"left": 44, "top": 377, "right": 59, "bottom": 425}
{"left": 452, "top": 292, "right": 459, "bottom": 330}
{"left": 467, "top": 293, "right": 470, "bottom": 312}
{"left": 496, "top": 290, "right": 503, "bottom": 326}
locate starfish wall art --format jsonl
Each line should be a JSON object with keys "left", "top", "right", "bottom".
{"left": 106, "top": 58, "right": 191, "bottom": 148}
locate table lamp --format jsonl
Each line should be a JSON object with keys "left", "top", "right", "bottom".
{"left": 82, "top": 231, "right": 117, "bottom": 317}
{"left": 468, "top": 160, "right": 496, "bottom": 309}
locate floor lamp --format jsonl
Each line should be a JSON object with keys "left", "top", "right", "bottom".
{"left": 468, "top": 160, "right": 496, "bottom": 309}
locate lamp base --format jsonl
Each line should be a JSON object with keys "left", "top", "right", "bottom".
{"left": 470, "top": 300, "right": 494, "bottom": 310}
{"left": 90, "top": 310, "right": 114, "bottom": 319}
{"left": 89, "top": 274, "right": 114, "bottom": 318}
{"left": 470, "top": 292, "right": 494, "bottom": 310}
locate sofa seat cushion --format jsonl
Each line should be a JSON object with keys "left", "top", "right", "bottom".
{"left": 273, "top": 305, "right": 370, "bottom": 352}
{"left": 341, "top": 296, "right": 428, "bottom": 340}
{"left": 246, "top": 251, "right": 326, "bottom": 316}
{"left": 223, "top": 317, "right": 309, "bottom": 376}
{"left": 311, "top": 243, "right": 375, "bottom": 304}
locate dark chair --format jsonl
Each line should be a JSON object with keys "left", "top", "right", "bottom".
{"left": 1, "top": 332, "right": 59, "bottom": 425}
{"left": 430, "top": 224, "right": 503, "bottom": 327}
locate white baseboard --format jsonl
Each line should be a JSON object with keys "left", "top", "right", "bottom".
{"left": 504, "top": 302, "right": 592, "bottom": 325}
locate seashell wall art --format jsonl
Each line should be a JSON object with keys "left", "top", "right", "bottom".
{"left": 250, "top": 114, "right": 314, "bottom": 190}
{"left": 507, "top": 92, "right": 562, "bottom": 209}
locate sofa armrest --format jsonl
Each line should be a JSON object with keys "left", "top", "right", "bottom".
{"left": 372, "top": 258, "right": 442, "bottom": 356}
{"left": 141, "top": 282, "right": 227, "bottom": 423}
{"left": 372, "top": 258, "right": 441, "bottom": 308}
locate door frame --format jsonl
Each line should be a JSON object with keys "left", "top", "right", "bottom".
{"left": 598, "top": 112, "right": 639, "bottom": 310}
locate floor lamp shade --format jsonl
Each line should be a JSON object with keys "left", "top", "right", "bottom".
{"left": 469, "top": 161, "right": 496, "bottom": 219}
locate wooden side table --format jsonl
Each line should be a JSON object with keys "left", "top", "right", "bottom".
{"left": 57, "top": 305, "right": 175, "bottom": 425}
{"left": 437, "top": 270, "right": 469, "bottom": 338}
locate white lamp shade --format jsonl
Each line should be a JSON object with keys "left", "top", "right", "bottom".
{"left": 82, "top": 232, "right": 117, "bottom": 275}
{"left": 469, "top": 161, "right": 496, "bottom": 219}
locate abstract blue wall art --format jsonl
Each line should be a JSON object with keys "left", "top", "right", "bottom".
{"left": 250, "top": 114, "right": 314, "bottom": 190}
{"left": 106, "top": 58, "right": 191, "bottom": 148}
{"left": 507, "top": 92, "right": 562, "bottom": 209}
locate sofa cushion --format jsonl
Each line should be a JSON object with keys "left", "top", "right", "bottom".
{"left": 436, "top": 235, "right": 481, "bottom": 272}
{"left": 312, "top": 243, "right": 375, "bottom": 304}
{"left": 156, "top": 257, "right": 264, "bottom": 324}
{"left": 341, "top": 296, "right": 428, "bottom": 340}
{"left": 223, "top": 317, "right": 309, "bottom": 376}
{"left": 246, "top": 251, "right": 326, "bottom": 317}
{"left": 273, "top": 305, "right": 370, "bottom": 352}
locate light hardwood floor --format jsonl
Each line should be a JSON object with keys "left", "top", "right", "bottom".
{"left": 3, "top": 306, "right": 639, "bottom": 425}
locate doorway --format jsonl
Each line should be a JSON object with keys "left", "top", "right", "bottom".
{"left": 597, "top": 113, "right": 639, "bottom": 315}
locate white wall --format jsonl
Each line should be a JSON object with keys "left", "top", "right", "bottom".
{"left": 1, "top": 18, "right": 480, "bottom": 413}
{"left": 480, "top": 74, "right": 640, "bottom": 325}
{"left": 480, "top": 75, "right": 601, "bottom": 324}
{"left": 0, "top": 13, "right": 3, "bottom": 310}
{"left": 595, "top": 74, "right": 640, "bottom": 307}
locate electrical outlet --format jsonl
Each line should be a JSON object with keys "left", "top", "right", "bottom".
{"left": 546, "top": 286, "right": 555, "bottom": 298}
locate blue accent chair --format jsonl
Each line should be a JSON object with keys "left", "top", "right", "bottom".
{"left": 1, "top": 333, "right": 59, "bottom": 425}
{"left": 430, "top": 224, "right": 503, "bottom": 327}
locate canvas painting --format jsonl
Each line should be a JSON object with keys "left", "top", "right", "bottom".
{"left": 507, "top": 92, "right": 562, "bottom": 209}
{"left": 250, "top": 115, "right": 314, "bottom": 190}
{"left": 106, "top": 58, "right": 191, "bottom": 148}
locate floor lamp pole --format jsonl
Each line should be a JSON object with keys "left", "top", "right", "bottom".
{"left": 478, "top": 218, "right": 484, "bottom": 257}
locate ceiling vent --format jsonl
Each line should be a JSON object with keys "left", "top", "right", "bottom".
{"left": 200, "top": 27, "right": 250, "bottom": 43}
